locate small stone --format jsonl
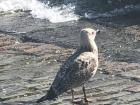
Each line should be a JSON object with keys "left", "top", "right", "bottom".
{"left": 2, "top": 89, "right": 7, "bottom": 93}
{"left": 54, "top": 59, "right": 57, "bottom": 62}
{"left": 15, "top": 40, "right": 20, "bottom": 44}
{"left": 55, "top": 50, "right": 60, "bottom": 54}
{"left": 125, "top": 85, "right": 140, "bottom": 93}
{"left": 26, "top": 62, "right": 30, "bottom": 65}
{"left": 24, "top": 94, "right": 27, "bottom": 97}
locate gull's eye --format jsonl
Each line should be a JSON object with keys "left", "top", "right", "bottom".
{"left": 92, "top": 32, "right": 94, "bottom": 35}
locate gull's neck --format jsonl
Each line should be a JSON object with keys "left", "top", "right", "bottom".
{"left": 79, "top": 38, "right": 98, "bottom": 54}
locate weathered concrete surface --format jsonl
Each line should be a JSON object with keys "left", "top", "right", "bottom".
{"left": 0, "top": 12, "right": 140, "bottom": 105}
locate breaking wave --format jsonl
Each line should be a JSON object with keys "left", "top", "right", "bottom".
{"left": 0, "top": 0, "right": 79, "bottom": 23}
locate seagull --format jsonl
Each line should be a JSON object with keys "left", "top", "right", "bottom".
{"left": 37, "top": 28, "right": 99, "bottom": 103}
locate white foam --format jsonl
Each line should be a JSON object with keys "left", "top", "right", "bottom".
{"left": 0, "top": 0, "right": 79, "bottom": 23}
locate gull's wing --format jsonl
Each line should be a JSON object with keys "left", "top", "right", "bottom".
{"left": 51, "top": 52, "right": 98, "bottom": 95}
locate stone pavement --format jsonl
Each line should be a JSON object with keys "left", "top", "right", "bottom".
{"left": 0, "top": 32, "right": 140, "bottom": 105}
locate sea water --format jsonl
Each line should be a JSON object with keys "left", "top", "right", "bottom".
{"left": 0, "top": 0, "right": 79, "bottom": 23}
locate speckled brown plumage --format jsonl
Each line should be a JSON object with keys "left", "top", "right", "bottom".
{"left": 37, "top": 28, "right": 99, "bottom": 103}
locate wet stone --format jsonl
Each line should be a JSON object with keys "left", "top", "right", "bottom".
{"left": 0, "top": 12, "right": 140, "bottom": 105}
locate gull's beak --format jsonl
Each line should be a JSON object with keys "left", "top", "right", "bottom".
{"left": 96, "top": 29, "right": 100, "bottom": 34}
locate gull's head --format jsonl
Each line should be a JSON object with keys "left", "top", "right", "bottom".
{"left": 80, "top": 28, "right": 99, "bottom": 40}
{"left": 80, "top": 28, "right": 100, "bottom": 51}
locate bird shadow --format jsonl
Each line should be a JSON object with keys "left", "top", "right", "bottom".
{"left": 63, "top": 98, "right": 92, "bottom": 105}
{"left": 1, "top": 100, "right": 38, "bottom": 105}
{"left": 72, "top": 100, "right": 89, "bottom": 105}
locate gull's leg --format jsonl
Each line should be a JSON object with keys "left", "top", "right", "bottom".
{"left": 71, "top": 88, "right": 74, "bottom": 102}
{"left": 82, "top": 85, "right": 88, "bottom": 103}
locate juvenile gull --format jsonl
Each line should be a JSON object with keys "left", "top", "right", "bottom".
{"left": 37, "top": 28, "right": 99, "bottom": 103}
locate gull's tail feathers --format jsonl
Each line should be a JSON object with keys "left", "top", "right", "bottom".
{"left": 36, "top": 87, "right": 57, "bottom": 103}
